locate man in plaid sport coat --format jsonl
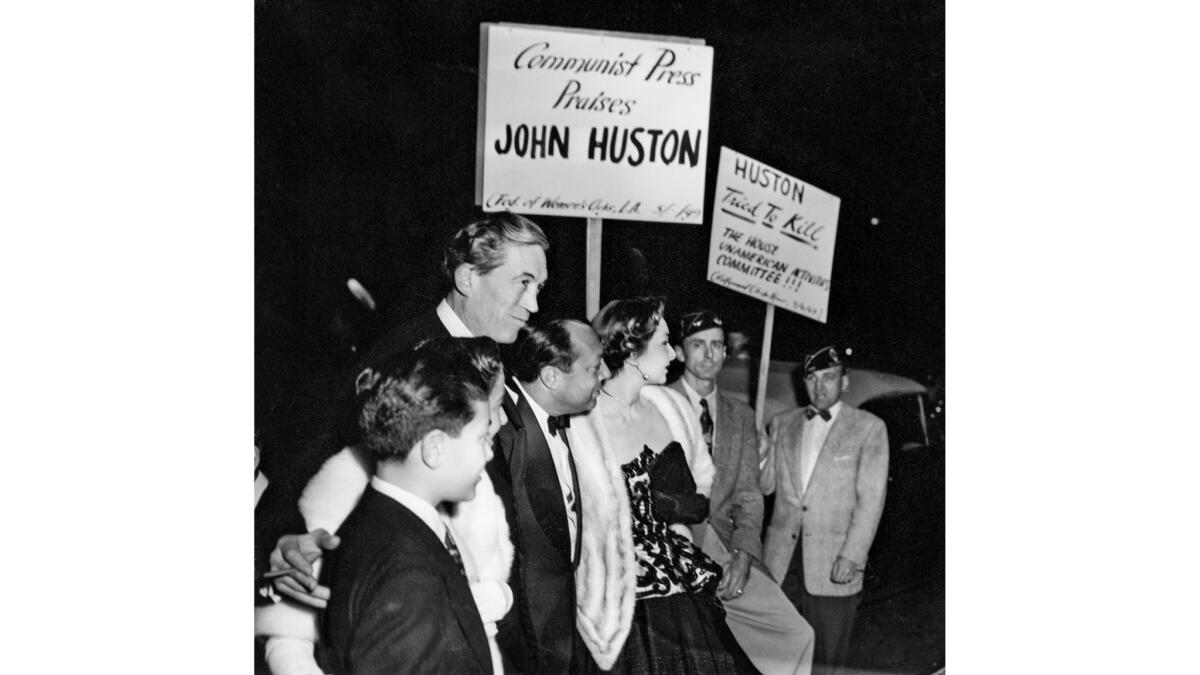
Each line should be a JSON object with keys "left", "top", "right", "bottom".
{"left": 760, "top": 345, "right": 888, "bottom": 675}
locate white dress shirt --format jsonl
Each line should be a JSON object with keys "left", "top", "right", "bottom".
{"left": 799, "top": 401, "right": 843, "bottom": 494}
{"left": 513, "top": 380, "right": 578, "bottom": 554}
{"left": 678, "top": 377, "right": 719, "bottom": 435}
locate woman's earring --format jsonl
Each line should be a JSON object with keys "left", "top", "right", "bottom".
{"left": 633, "top": 359, "right": 649, "bottom": 381}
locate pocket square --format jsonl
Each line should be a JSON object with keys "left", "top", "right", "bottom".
{"left": 832, "top": 455, "right": 854, "bottom": 463}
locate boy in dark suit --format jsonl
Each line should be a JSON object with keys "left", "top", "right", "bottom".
{"left": 318, "top": 343, "right": 499, "bottom": 674}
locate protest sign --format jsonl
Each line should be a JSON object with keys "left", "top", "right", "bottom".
{"left": 706, "top": 147, "right": 841, "bottom": 323}
{"left": 476, "top": 23, "right": 713, "bottom": 224}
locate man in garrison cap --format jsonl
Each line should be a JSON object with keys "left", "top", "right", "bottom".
{"left": 670, "top": 310, "right": 815, "bottom": 675}
{"left": 759, "top": 346, "right": 889, "bottom": 675}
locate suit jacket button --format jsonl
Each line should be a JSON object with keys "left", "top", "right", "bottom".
{"left": 801, "top": 505, "right": 808, "bottom": 512}
{"left": 791, "top": 534, "right": 797, "bottom": 540}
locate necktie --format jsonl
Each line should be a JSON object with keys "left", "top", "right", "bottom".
{"left": 805, "top": 406, "right": 832, "bottom": 422}
{"left": 444, "top": 528, "right": 466, "bottom": 577}
{"left": 699, "top": 399, "right": 713, "bottom": 454}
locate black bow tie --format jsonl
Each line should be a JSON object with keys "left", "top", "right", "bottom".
{"left": 805, "top": 407, "right": 832, "bottom": 422}
{"left": 547, "top": 414, "right": 572, "bottom": 437}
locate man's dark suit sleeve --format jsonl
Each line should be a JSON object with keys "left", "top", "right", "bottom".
{"left": 346, "top": 566, "right": 481, "bottom": 674}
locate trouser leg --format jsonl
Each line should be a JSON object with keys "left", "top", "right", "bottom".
{"left": 783, "top": 546, "right": 860, "bottom": 675}
{"left": 697, "top": 525, "right": 815, "bottom": 675}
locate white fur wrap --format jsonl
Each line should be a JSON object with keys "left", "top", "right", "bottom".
{"left": 566, "top": 384, "right": 714, "bottom": 669}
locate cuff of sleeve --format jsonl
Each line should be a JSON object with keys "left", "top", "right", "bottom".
{"left": 668, "top": 523, "right": 694, "bottom": 541}
{"left": 837, "top": 552, "right": 868, "bottom": 569}
{"left": 729, "top": 530, "right": 763, "bottom": 561}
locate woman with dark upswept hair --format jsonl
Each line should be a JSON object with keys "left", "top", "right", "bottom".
{"left": 569, "top": 297, "right": 757, "bottom": 673}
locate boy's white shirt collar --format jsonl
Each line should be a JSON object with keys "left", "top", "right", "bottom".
{"left": 370, "top": 475, "right": 447, "bottom": 540}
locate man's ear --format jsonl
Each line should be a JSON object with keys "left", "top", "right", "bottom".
{"left": 420, "top": 430, "right": 445, "bottom": 469}
{"left": 674, "top": 345, "right": 685, "bottom": 363}
{"left": 538, "top": 364, "right": 560, "bottom": 390}
{"left": 452, "top": 263, "right": 474, "bottom": 296}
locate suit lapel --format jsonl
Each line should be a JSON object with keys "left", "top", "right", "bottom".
{"left": 711, "top": 391, "right": 739, "bottom": 497}
{"left": 447, "top": 576, "right": 493, "bottom": 673}
{"left": 496, "top": 376, "right": 523, "bottom": 465}
{"left": 788, "top": 415, "right": 808, "bottom": 499}
{"left": 715, "top": 391, "right": 735, "bottom": 460}
{"left": 567, "top": 447, "right": 582, "bottom": 566}
{"left": 359, "top": 488, "right": 492, "bottom": 674}
{"left": 803, "top": 407, "right": 852, "bottom": 501}
{"left": 513, "top": 391, "right": 573, "bottom": 565}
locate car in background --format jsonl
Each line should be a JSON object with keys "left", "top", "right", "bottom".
{"left": 716, "top": 359, "right": 944, "bottom": 602}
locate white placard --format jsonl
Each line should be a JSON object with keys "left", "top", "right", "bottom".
{"left": 706, "top": 147, "right": 841, "bottom": 322}
{"left": 476, "top": 23, "right": 713, "bottom": 224}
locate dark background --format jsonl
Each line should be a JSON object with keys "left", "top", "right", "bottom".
{"left": 256, "top": 0, "right": 944, "bottom": 430}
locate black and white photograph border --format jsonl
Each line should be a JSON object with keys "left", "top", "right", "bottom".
{"left": 3, "top": 1, "right": 1199, "bottom": 674}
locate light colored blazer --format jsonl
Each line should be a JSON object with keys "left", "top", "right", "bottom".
{"left": 668, "top": 380, "right": 764, "bottom": 559}
{"left": 760, "top": 404, "right": 888, "bottom": 597}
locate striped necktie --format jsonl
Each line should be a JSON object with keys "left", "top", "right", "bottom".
{"left": 444, "top": 528, "right": 466, "bottom": 577}
{"left": 699, "top": 398, "right": 713, "bottom": 454}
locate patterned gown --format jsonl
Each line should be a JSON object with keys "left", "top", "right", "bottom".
{"left": 582, "top": 442, "right": 758, "bottom": 674}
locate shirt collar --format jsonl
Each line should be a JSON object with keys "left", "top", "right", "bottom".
{"left": 436, "top": 298, "right": 474, "bottom": 338}
{"left": 812, "top": 400, "right": 844, "bottom": 423}
{"left": 369, "top": 475, "right": 445, "bottom": 539}
{"left": 679, "top": 377, "right": 718, "bottom": 410}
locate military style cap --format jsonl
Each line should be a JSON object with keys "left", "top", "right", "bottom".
{"left": 802, "top": 345, "right": 845, "bottom": 376}
{"left": 679, "top": 310, "right": 724, "bottom": 340}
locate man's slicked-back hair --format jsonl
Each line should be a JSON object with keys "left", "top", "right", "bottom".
{"left": 441, "top": 211, "right": 550, "bottom": 283}
{"left": 591, "top": 296, "right": 666, "bottom": 375}
{"left": 508, "top": 319, "right": 578, "bottom": 383}
{"left": 355, "top": 336, "right": 501, "bottom": 463}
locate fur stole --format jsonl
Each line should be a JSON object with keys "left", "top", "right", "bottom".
{"left": 567, "top": 407, "right": 638, "bottom": 670}
{"left": 639, "top": 385, "right": 714, "bottom": 497}
{"left": 566, "top": 384, "right": 715, "bottom": 669}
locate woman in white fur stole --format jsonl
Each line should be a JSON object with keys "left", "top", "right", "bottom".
{"left": 254, "top": 338, "right": 514, "bottom": 675}
{"left": 568, "top": 297, "right": 757, "bottom": 673}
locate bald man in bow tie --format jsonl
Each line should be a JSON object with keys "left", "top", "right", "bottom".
{"left": 493, "top": 319, "right": 610, "bottom": 673}
{"left": 760, "top": 345, "right": 889, "bottom": 675}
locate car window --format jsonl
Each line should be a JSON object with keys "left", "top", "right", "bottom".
{"left": 859, "top": 394, "right": 928, "bottom": 451}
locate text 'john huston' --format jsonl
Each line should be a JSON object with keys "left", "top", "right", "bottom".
{"left": 494, "top": 124, "right": 703, "bottom": 167}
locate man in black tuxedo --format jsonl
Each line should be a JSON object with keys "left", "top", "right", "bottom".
{"left": 257, "top": 211, "right": 550, "bottom": 604}
{"left": 319, "top": 342, "right": 498, "bottom": 674}
{"left": 491, "top": 319, "right": 609, "bottom": 673}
